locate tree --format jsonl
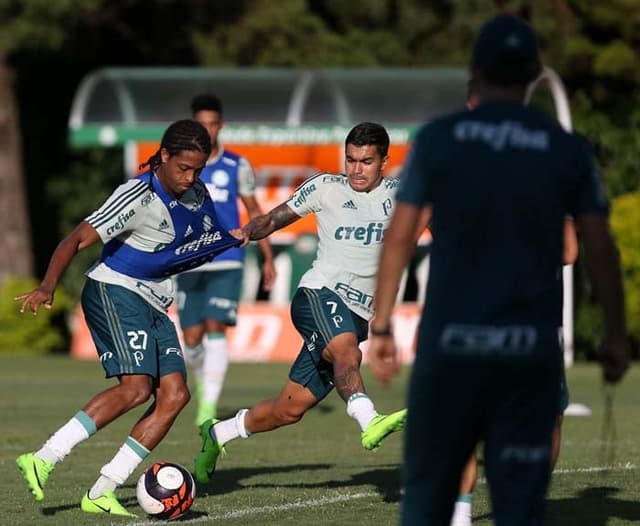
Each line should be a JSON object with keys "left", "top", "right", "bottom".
{"left": 0, "top": 62, "right": 32, "bottom": 282}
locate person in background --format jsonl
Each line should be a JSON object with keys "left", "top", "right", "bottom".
{"left": 177, "top": 93, "right": 276, "bottom": 425}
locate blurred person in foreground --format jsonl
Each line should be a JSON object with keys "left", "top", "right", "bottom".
{"left": 177, "top": 93, "right": 276, "bottom": 426}
{"left": 449, "top": 78, "right": 580, "bottom": 526}
{"left": 368, "top": 15, "right": 629, "bottom": 525}
{"left": 15, "top": 120, "right": 240, "bottom": 516}
{"left": 194, "top": 122, "right": 408, "bottom": 484}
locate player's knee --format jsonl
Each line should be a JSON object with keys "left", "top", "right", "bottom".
{"left": 183, "top": 333, "right": 201, "bottom": 348}
{"left": 124, "top": 383, "right": 154, "bottom": 408}
{"left": 273, "top": 404, "right": 305, "bottom": 426}
{"left": 163, "top": 385, "right": 191, "bottom": 415}
{"left": 333, "top": 346, "right": 362, "bottom": 369}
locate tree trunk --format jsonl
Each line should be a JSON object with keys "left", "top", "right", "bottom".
{"left": 0, "top": 59, "right": 33, "bottom": 285}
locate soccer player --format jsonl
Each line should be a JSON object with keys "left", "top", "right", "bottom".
{"left": 177, "top": 93, "right": 276, "bottom": 425}
{"left": 194, "top": 122, "right": 407, "bottom": 484}
{"left": 368, "top": 15, "right": 630, "bottom": 525}
{"left": 15, "top": 120, "right": 240, "bottom": 516}
{"left": 449, "top": 79, "right": 580, "bottom": 526}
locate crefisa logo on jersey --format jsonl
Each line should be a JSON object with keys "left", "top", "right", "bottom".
{"left": 174, "top": 231, "right": 223, "bottom": 255}
{"left": 293, "top": 183, "right": 316, "bottom": 207}
{"left": 106, "top": 209, "right": 136, "bottom": 235}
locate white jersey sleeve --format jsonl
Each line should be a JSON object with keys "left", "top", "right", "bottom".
{"left": 285, "top": 173, "right": 329, "bottom": 216}
{"left": 237, "top": 156, "right": 256, "bottom": 197}
{"left": 85, "top": 178, "right": 149, "bottom": 243}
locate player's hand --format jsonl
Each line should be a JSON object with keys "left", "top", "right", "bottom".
{"left": 229, "top": 227, "right": 250, "bottom": 248}
{"left": 14, "top": 287, "right": 55, "bottom": 315}
{"left": 368, "top": 333, "right": 400, "bottom": 386}
{"left": 261, "top": 259, "right": 277, "bottom": 291}
{"left": 599, "top": 337, "right": 630, "bottom": 384}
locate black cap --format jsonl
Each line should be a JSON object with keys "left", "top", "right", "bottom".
{"left": 472, "top": 15, "right": 541, "bottom": 85}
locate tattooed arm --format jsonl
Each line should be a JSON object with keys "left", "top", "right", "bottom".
{"left": 230, "top": 202, "right": 301, "bottom": 246}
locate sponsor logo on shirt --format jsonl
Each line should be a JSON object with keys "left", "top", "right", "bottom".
{"left": 158, "top": 219, "right": 170, "bottom": 230}
{"left": 212, "top": 169, "right": 230, "bottom": 186}
{"left": 184, "top": 225, "right": 194, "bottom": 237}
{"left": 334, "top": 222, "right": 385, "bottom": 245}
{"left": 174, "top": 231, "right": 224, "bottom": 255}
{"left": 292, "top": 183, "right": 317, "bottom": 207}
{"left": 206, "top": 183, "right": 230, "bottom": 203}
{"left": 335, "top": 282, "right": 373, "bottom": 310}
{"left": 106, "top": 210, "right": 136, "bottom": 235}
{"left": 440, "top": 324, "right": 537, "bottom": 355}
{"left": 342, "top": 200, "right": 357, "bottom": 210}
{"left": 141, "top": 192, "right": 157, "bottom": 207}
{"left": 453, "top": 120, "right": 549, "bottom": 151}
{"left": 322, "top": 175, "right": 347, "bottom": 184}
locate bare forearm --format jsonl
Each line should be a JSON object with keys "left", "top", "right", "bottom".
{"left": 257, "top": 238, "right": 274, "bottom": 261}
{"left": 580, "top": 216, "right": 626, "bottom": 338}
{"left": 373, "top": 236, "right": 414, "bottom": 330}
{"left": 584, "top": 238, "right": 626, "bottom": 338}
{"left": 244, "top": 203, "right": 299, "bottom": 241}
{"left": 42, "top": 221, "right": 100, "bottom": 291}
{"left": 373, "top": 203, "right": 424, "bottom": 331}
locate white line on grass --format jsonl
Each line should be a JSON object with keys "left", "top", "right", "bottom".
{"left": 122, "top": 491, "right": 378, "bottom": 526}
{"left": 477, "top": 462, "right": 636, "bottom": 484}
{"left": 120, "top": 463, "right": 637, "bottom": 526}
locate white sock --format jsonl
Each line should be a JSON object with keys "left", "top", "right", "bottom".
{"left": 211, "top": 409, "right": 250, "bottom": 446}
{"left": 202, "top": 334, "right": 228, "bottom": 405}
{"left": 346, "top": 393, "right": 378, "bottom": 431}
{"left": 183, "top": 342, "right": 205, "bottom": 374}
{"left": 450, "top": 496, "right": 473, "bottom": 526}
{"left": 90, "top": 436, "right": 150, "bottom": 498}
{"left": 36, "top": 410, "right": 97, "bottom": 464}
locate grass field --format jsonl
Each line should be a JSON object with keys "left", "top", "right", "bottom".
{"left": 2, "top": 355, "right": 639, "bottom": 526}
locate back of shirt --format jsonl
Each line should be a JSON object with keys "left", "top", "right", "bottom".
{"left": 397, "top": 101, "right": 608, "bottom": 357}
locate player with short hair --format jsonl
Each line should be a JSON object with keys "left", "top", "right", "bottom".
{"left": 177, "top": 93, "right": 276, "bottom": 425}
{"left": 194, "top": 122, "right": 407, "bottom": 484}
{"left": 15, "top": 120, "right": 240, "bottom": 516}
{"left": 369, "top": 15, "right": 629, "bottom": 525}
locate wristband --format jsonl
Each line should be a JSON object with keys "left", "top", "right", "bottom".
{"left": 370, "top": 326, "right": 393, "bottom": 337}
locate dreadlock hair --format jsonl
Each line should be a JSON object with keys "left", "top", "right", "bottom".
{"left": 191, "top": 93, "right": 223, "bottom": 117}
{"left": 345, "top": 122, "right": 390, "bottom": 158}
{"left": 139, "top": 119, "right": 212, "bottom": 171}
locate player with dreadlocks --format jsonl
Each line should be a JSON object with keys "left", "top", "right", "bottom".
{"left": 15, "top": 119, "right": 241, "bottom": 517}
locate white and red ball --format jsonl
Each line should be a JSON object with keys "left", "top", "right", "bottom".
{"left": 136, "top": 462, "right": 196, "bottom": 520}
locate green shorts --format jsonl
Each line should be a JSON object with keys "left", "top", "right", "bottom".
{"left": 288, "top": 287, "right": 369, "bottom": 400}
{"left": 81, "top": 279, "right": 186, "bottom": 381}
{"left": 176, "top": 269, "right": 242, "bottom": 329}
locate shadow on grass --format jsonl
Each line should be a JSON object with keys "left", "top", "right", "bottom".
{"left": 474, "top": 486, "right": 640, "bottom": 524}
{"left": 197, "top": 463, "right": 402, "bottom": 502}
{"left": 547, "top": 486, "right": 640, "bottom": 524}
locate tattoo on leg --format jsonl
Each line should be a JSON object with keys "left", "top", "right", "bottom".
{"left": 334, "top": 365, "right": 366, "bottom": 400}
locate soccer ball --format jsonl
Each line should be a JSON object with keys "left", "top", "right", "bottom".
{"left": 136, "top": 461, "right": 196, "bottom": 520}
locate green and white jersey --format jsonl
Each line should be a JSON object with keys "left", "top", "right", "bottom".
{"left": 85, "top": 176, "right": 210, "bottom": 312}
{"left": 285, "top": 173, "right": 398, "bottom": 320}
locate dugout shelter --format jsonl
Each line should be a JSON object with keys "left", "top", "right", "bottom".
{"left": 68, "top": 66, "right": 576, "bottom": 365}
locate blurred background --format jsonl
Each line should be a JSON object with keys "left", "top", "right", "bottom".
{"left": 0, "top": 0, "right": 638, "bottom": 363}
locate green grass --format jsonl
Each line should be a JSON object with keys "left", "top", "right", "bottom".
{"left": 2, "top": 355, "right": 639, "bottom": 525}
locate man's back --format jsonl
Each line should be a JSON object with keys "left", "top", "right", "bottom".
{"left": 399, "top": 101, "right": 607, "bottom": 350}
